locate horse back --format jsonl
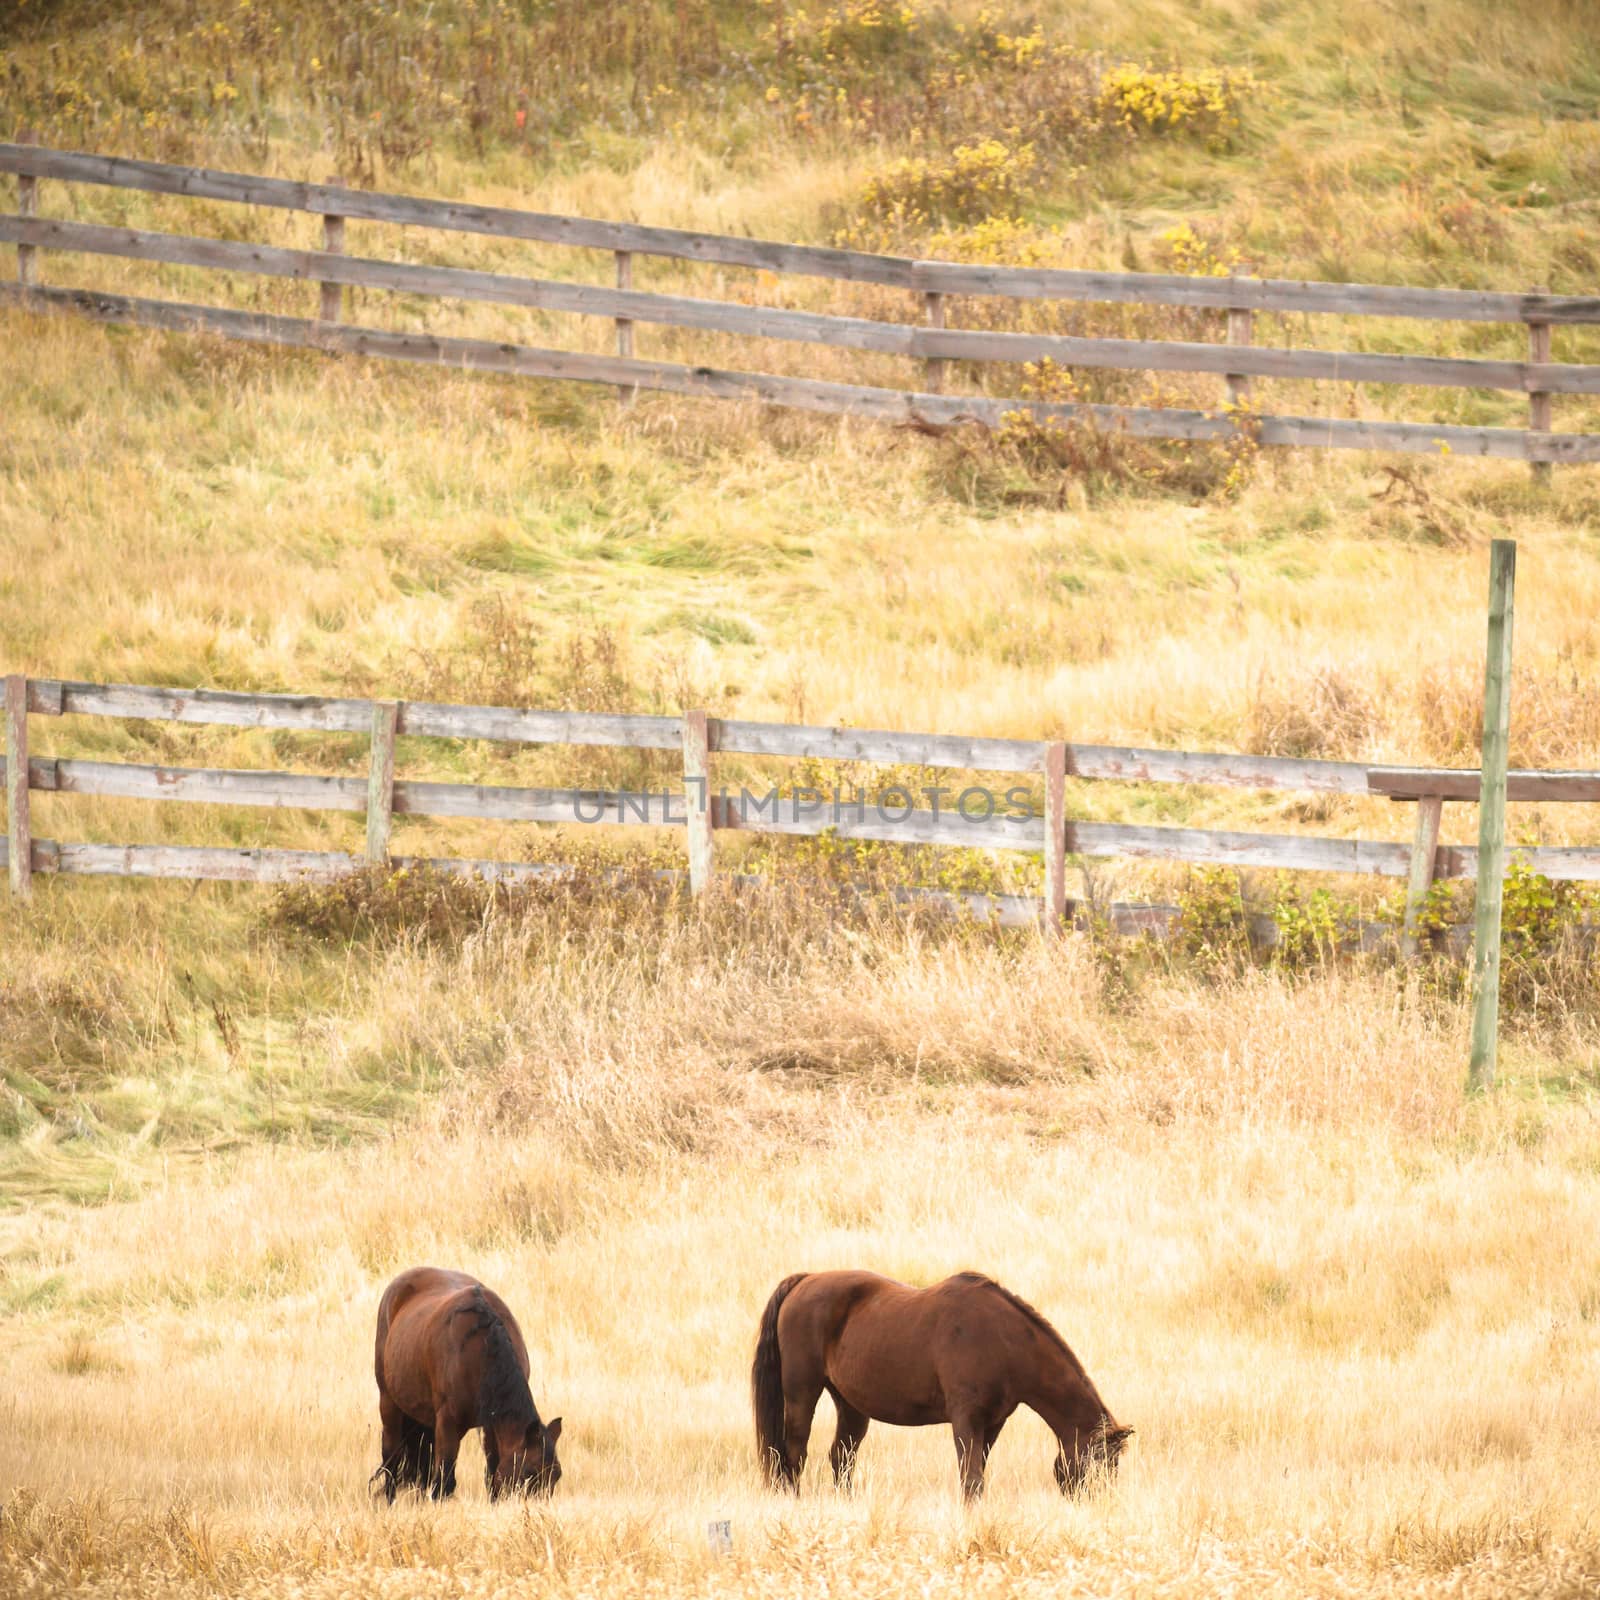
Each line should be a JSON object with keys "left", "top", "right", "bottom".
{"left": 783, "top": 1269, "right": 1089, "bottom": 1428}
{"left": 375, "top": 1267, "right": 530, "bottom": 1423}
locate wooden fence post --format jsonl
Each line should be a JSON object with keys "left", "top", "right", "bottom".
{"left": 1469, "top": 539, "right": 1516, "bottom": 1091}
{"left": 614, "top": 249, "right": 636, "bottom": 382}
{"left": 614, "top": 250, "right": 637, "bottom": 402}
{"left": 6, "top": 675, "right": 31, "bottom": 902}
{"left": 682, "top": 710, "right": 713, "bottom": 895}
{"left": 319, "top": 213, "right": 346, "bottom": 324}
{"left": 923, "top": 291, "right": 946, "bottom": 395}
{"left": 1528, "top": 306, "right": 1552, "bottom": 486}
{"left": 1399, "top": 794, "right": 1443, "bottom": 959}
{"left": 1225, "top": 269, "right": 1253, "bottom": 408}
{"left": 1042, "top": 740, "right": 1067, "bottom": 934}
{"left": 366, "top": 700, "right": 398, "bottom": 863}
{"left": 16, "top": 131, "right": 37, "bottom": 290}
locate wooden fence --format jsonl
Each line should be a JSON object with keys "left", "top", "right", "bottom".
{"left": 7, "top": 674, "right": 1600, "bottom": 946}
{"left": 3, "top": 143, "right": 1600, "bottom": 468}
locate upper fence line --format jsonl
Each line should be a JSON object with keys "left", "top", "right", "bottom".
{"left": 3, "top": 144, "right": 1599, "bottom": 468}
{"left": 6, "top": 675, "right": 1600, "bottom": 954}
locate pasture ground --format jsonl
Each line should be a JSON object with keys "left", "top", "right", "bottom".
{"left": 5, "top": 1, "right": 1600, "bottom": 1594}
{"left": 4, "top": 894, "right": 1600, "bottom": 1597}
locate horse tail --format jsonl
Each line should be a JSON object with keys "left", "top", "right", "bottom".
{"left": 752, "top": 1273, "right": 806, "bottom": 1484}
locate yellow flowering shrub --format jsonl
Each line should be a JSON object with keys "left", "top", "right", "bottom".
{"left": 808, "top": 0, "right": 925, "bottom": 62}
{"left": 926, "top": 214, "right": 1059, "bottom": 266}
{"left": 1098, "top": 62, "right": 1261, "bottom": 149}
{"left": 1155, "top": 221, "right": 1246, "bottom": 277}
{"left": 858, "top": 138, "right": 1038, "bottom": 224}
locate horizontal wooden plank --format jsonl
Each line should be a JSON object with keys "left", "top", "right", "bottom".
{"left": 29, "top": 678, "right": 375, "bottom": 731}
{"left": 25, "top": 840, "right": 611, "bottom": 884}
{"left": 45, "top": 841, "right": 364, "bottom": 882}
{"left": 400, "top": 701, "right": 680, "bottom": 748}
{"left": 14, "top": 756, "right": 696, "bottom": 824}
{"left": 14, "top": 215, "right": 1600, "bottom": 395}
{"left": 717, "top": 796, "right": 1041, "bottom": 850}
{"left": 23, "top": 677, "right": 682, "bottom": 747}
{"left": 8, "top": 144, "right": 1600, "bottom": 323}
{"left": 23, "top": 825, "right": 1600, "bottom": 883}
{"left": 1067, "top": 746, "right": 1371, "bottom": 792}
{"left": 1251, "top": 412, "right": 1599, "bottom": 463}
{"left": 1072, "top": 822, "right": 1411, "bottom": 875}
{"left": 0, "top": 144, "right": 920, "bottom": 288}
{"left": 911, "top": 259, "right": 1600, "bottom": 326}
{"left": 409, "top": 783, "right": 684, "bottom": 825}
{"left": 13, "top": 284, "right": 1599, "bottom": 462}
{"left": 37, "top": 757, "right": 365, "bottom": 809}
{"left": 713, "top": 720, "right": 1043, "bottom": 773}
{"left": 916, "top": 326, "right": 1600, "bottom": 396}
{"left": 1072, "top": 827, "right": 1600, "bottom": 881}
{"left": 713, "top": 722, "right": 1372, "bottom": 791}
{"left": 1444, "top": 845, "right": 1600, "bottom": 883}
{"left": 1368, "top": 767, "right": 1600, "bottom": 801}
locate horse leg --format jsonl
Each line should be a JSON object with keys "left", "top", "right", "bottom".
{"left": 430, "top": 1416, "right": 463, "bottom": 1501}
{"left": 378, "top": 1396, "right": 423, "bottom": 1502}
{"left": 780, "top": 1382, "right": 822, "bottom": 1491}
{"left": 826, "top": 1391, "right": 870, "bottom": 1490}
{"left": 951, "top": 1410, "right": 994, "bottom": 1502}
{"left": 396, "top": 1422, "right": 434, "bottom": 1496}
{"left": 377, "top": 1396, "right": 404, "bottom": 1501}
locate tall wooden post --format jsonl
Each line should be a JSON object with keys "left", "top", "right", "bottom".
{"left": 366, "top": 700, "right": 398, "bottom": 863}
{"left": 6, "top": 675, "right": 31, "bottom": 902}
{"left": 682, "top": 709, "right": 713, "bottom": 896}
{"left": 1528, "top": 310, "right": 1552, "bottom": 487}
{"left": 1399, "top": 794, "right": 1443, "bottom": 959}
{"left": 1468, "top": 540, "right": 1516, "bottom": 1091}
{"left": 1042, "top": 740, "right": 1068, "bottom": 934}
{"left": 923, "top": 291, "right": 947, "bottom": 396}
{"left": 319, "top": 213, "right": 346, "bottom": 324}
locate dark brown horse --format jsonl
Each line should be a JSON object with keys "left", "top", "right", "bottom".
{"left": 373, "top": 1266, "right": 562, "bottom": 1501}
{"left": 752, "top": 1270, "right": 1130, "bottom": 1500}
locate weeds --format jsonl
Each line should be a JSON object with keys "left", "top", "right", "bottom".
{"left": 950, "top": 358, "right": 1260, "bottom": 505}
{"left": 1246, "top": 663, "right": 1377, "bottom": 760}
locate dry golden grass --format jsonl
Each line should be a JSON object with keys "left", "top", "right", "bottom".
{"left": 4, "top": 899, "right": 1600, "bottom": 1598}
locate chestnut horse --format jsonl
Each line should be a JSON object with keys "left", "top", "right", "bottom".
{"left": 373, "top": 1266, "right": 563, "bottom": 1501}
{"left": 752, "top": 1270, "right": 1130, "bottom": 1500}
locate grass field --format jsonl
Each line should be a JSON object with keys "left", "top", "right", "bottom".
{"left": 5, "top": 1, "right": 1600, "bottom": 1595}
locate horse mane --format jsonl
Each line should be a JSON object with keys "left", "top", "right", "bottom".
{"left": 953, "top": 1272, "right": 1104, "bottom": 1405}
{"left": 459, "top": 1287, "right": 539, "bottom": 1430}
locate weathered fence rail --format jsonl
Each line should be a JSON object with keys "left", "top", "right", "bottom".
{"left": 4, "top": 144, "right": 1599, "bottom": 467}
{"left": 6, "top": 674, "right": 1599, "bottom": 934}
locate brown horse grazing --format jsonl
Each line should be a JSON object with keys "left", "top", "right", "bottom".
{"left": 752, "top": 1270, "right": 1130, "bottom": 1500}
{"left": 373, "top": 1267, "right": 562, "bottom": 1502}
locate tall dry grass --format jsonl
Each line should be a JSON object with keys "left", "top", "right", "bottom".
{"left": 5, "top": 891, "right": 1600, "bottom": 1596}
{"left": 9, "top": 902, "right": 1600, "bottom": 1587}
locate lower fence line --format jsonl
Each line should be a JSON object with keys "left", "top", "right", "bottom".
{"left": 5, "top": 674, "right": 1600, "bottom": 946}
